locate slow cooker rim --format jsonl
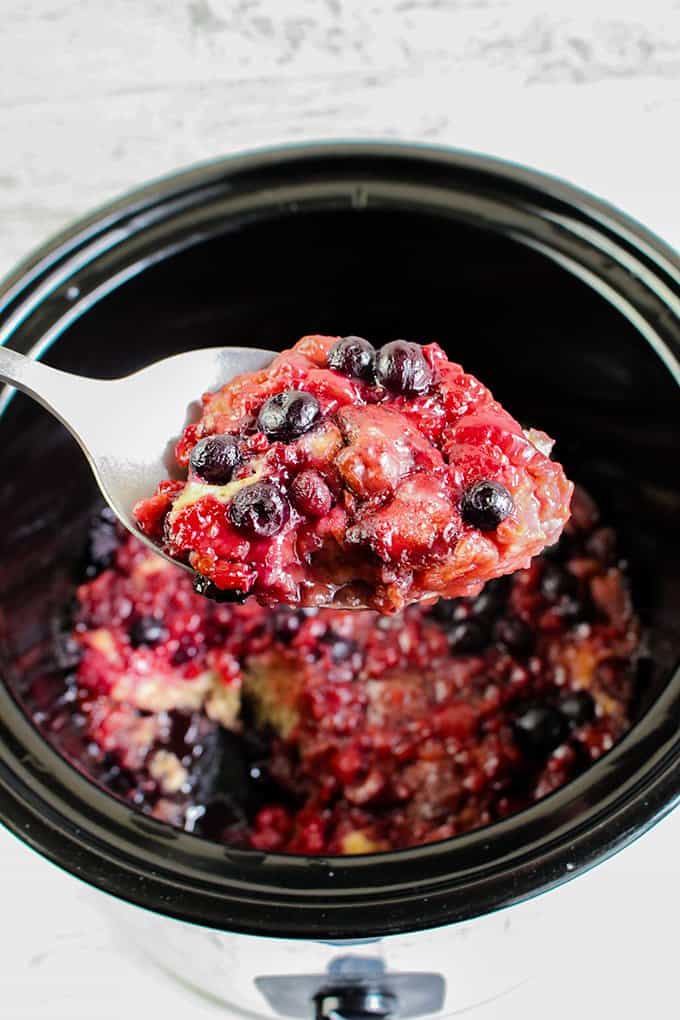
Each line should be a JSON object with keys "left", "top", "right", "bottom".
{"left": 0, "top": 141, "right": 679, "bottom": 940}
{"left": 2, "top": 139, "right": 679, "bottom": 319}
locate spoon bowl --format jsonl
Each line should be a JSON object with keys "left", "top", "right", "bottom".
{"left": 0, "top": 343, "right": 437, "bottom": 609}
{"left": 0, "top": 344, "right": 275, "bottom": 570}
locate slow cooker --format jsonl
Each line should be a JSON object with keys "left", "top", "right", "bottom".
{"left": 0, "top": 143, "right": 678, "bottom": 1017}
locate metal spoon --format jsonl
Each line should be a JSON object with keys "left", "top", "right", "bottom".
{"left": 0, "top": 344, "right": 274, "bottom": 570}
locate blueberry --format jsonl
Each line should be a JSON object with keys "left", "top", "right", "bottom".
{"left": 513, "top": 704, "right": 566, "bottom": 754}
{"left": 191, "top": 798, "right": 247, "bottom": 841}
{"left": 375, "top": 340, "right": 433, "bottom": 395}
{"left": 470, "top": 578, "right": 510, "bottom": 618}
{"left": 322, "top": 632, "right": 361, "bottom": 663}
{"left": 448, "top": 619, "right": 489, "bottom": 654}
{"left": 54, "top": 633, "right": 82, "bottom": 671}
{"left": 586, "top": 527, "right": 617, "bottom": 564}
{"left": 327, "top": 336, "right": 376, "bottom": 381}
{"left": 559, "top": 690, "right": 595, "bottom": 727}
{"left": 256, "top": 390, "right": 321, "bottom": 441}
{"left": 229, "top": 482, "right": 290, "bottom": 538}
{"left": 461, "top": 480, "right": 514, "bottom": 531}
{"left": 493, "top": 616, "right": 534, "bottom": 655}
{"left": 428, "top": 599, "right": 459, "bottom": 627}
{"left": 99, "top": 760, "right": 134, "bottom": 797}
{"left": 84, "top": 505, "right": 119, "bottom": 576}
{"left": 272, "top": 608, "right": 302, "bottom": 643}
{"left": 192, "top": 574, "right": 248, "bottom": 603}
{"left": 171, "top": 636, "right": 200, "bottom": 665}
{"left": 129, "top": 615, "right": 167, "bottom": 647}
{"left": 190, "top": 434, "right": 241, "bottom": 484}
{"left": 540, "top": 563, "right": 578, "bottom": 601}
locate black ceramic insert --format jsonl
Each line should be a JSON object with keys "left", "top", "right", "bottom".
{"left": 0, "top": 143, "right": 678, "bottom": 939}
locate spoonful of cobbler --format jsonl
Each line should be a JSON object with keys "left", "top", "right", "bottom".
{"left": 0, "top": 334, "right": 573, "bottom": 613}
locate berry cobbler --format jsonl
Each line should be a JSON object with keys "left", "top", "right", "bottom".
{"left": 134, "top": 336, "right": 573, "bottom": 613}
{"left": 19, "top": 486, "right": 641, "bottom": 854}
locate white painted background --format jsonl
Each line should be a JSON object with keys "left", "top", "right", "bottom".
{"left": 1, "top": 1, "right": 679, "bottom": 1017}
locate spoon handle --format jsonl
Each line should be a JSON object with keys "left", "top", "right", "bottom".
{"left": 0, "top": 345, "right": 101, "bottom": 437}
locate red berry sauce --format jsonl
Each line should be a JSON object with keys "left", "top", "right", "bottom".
{"left": 18, "top": 485, "right": 641, "bottom": 854}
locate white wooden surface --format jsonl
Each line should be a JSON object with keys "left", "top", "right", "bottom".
{"left": 1, "top": 2, "right": 680, "bottom": 1018}
{"left": 3, "top": 0, "right": 680, "bottom": 280}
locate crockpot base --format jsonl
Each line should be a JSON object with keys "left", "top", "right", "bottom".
{"left": 100, "top": 891, "right": 560, "bottom": 1019}
{"left": 0, "top": 144, "right": 679, "bottom": 940}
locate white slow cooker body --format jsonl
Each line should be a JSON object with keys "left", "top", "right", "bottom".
{"left": 102, "top": 888, "right": 573, "bottom": 1017}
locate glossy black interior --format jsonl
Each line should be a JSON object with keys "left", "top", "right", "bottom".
{"left": 0, "top": 145, "right": 678, "bottom": 938}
